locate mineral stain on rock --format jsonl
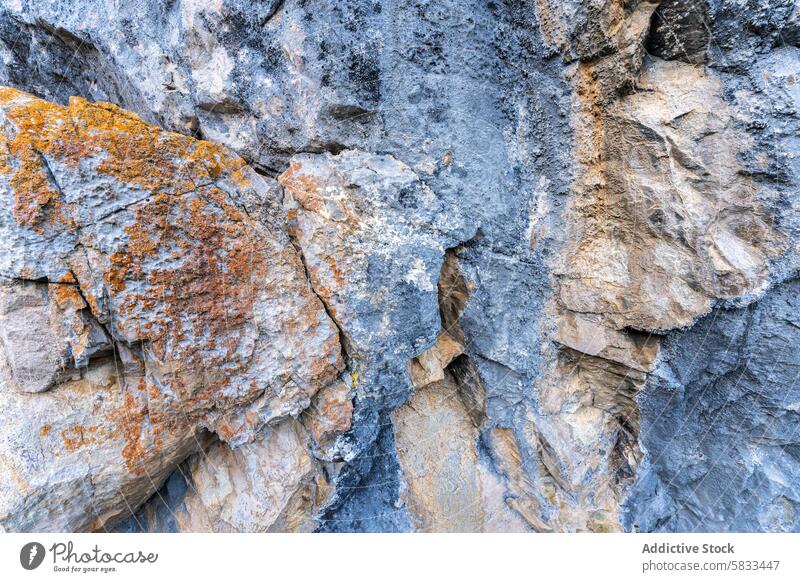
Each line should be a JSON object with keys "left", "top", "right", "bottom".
{"left": 0, "top": 87, "right": 343, "bottom": 531}
{"left": 1, "top": 0, "right": 799, "bottom": 532}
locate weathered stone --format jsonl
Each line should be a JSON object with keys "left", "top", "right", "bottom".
{"left": 555, "top": 311, "right": 658, "bottom": 373}
{"left": 0, "top": 316, "right": 199, "bottom": 531}
{"left": 625, "top": 278, "right": 800, "bottom": 532}
{"left": 0, "top": 87, "right": 343, "bottom": 531}
{"left": 0, "top": 87, "right": 342, "bottom": 442}
{"left": 392, "top": 375, "right": 530, "bottom": 532}
{"left": 1, "top": 0, "right": 799, "bottom": 534}
{"left": 174, "top": 420, "right": 331, "bottom": 533}
{"left": 1, "top": 281, "right": 78, "bottom": 393}
{"left": 303, "top": 381, "right": 354, "bottom": 459}
{"left": 279, "top": 149, "right": 461, "bottom": 431}
{"left": 561, "top": 58, "right": 786, "bottom": 332}
{"left": 408, "top": 331, "right": 463, "bottom": 389}
{"left": 647, "top": 0, "right": 710, "bottom": 64}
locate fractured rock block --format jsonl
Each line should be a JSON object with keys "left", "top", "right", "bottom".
{"left": 0, "top": 87, "right": 344, "bottom": 531}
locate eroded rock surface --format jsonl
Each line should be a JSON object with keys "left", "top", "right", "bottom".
{"left": 0, "top": 87, "right": 342, "bottom": 531}
{"left": 625, "top": 278, "right": 800, "bottom": 532}
{"left": 1, "top": 0, "right": 799, "bottom": 532}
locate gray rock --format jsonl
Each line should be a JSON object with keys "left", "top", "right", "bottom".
{"left": 0, "top": 0, "right": 799, "bottom": 532}
{"left": 625, "top": 278, "right": 800, "bottom": 532}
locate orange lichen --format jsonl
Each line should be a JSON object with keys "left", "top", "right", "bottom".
{"left": 324, "top": 256, "right": 346, "bottom": 289}
{"left": 0, "top": 88, "right": 268, "bottom": 366}
{"left": 60, "top": 424, "right": 105, "bottom": 452}
{"left": 1, "top": 86, "right": 342, "bottom": 441}
{"left": 49, "top": 272, "right": 86, "bottom": 309}
{"left": 217, "top": 421, "right": 237, "bottom": 442}
{"left": 107, "top": 184, "right": 268, "bottom": 370}
{"left": 0, "top": 88, "right": 249, "bottom": 233}
{"left": 112, "top": 392, "right": 149, "bottom": 475}
{"left": 9, "top": 151, "right": 66, "bottom": 229}
{"left": 229, "top": 166, "right": 253, "bottom": 189}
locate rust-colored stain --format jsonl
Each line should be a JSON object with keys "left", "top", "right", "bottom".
{"left": 279, "top": 160, "right": 361, "bottom": 229}
{"left": 39, "top": 424, "right": 52, "bottom": 437}
{"left": 0, "top": 87, "right": 343, "bottom": 455}
{"left": 324, "top": 256, "right": 346, "bottom": 289}
{"left": 319, "top": 391, "right": 353, "bottom": 435}
{"left": 279, "top": 161, "right": 323, "bottom": 212}
{"left": 0, "top": 88, "right": 267, "bottom": 402}
{"left": 0, "top": 89, "right": 269, "bottom": 372}
{"left": 60, "top": 424, "right": 105, "bottom": 452}
{"left": 109, "top": 392, "right": 149, "bottom": 475}
{"left": 103, "top": 379, "right": 191, "bottom": 475}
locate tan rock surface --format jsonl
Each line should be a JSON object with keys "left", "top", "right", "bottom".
{"left": 174, "top": 420, "right": 331, "bottom": 533}
{"left": 392, "top": 376, "right": 530, "bottom": 532}
{"left": 560, "top": 59, "right": 785, "bottom": 332}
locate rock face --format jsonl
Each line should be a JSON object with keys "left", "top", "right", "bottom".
{"left": 0, "top": 0, "right": 799, "bottom": 532}
{"left": 0, "top": 87, "right": 342, "bottom": 531}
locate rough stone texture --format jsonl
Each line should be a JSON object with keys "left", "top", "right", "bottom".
{"left": 0, "top": 333, "right": 199, "bottom": 532}
{"left": 116, "top": 418, "right": 333, "bottom": 533}
{"left": 1, "top": 0, "right": 799, "bottom": 533}
{"left": 0, "top": 87, "right": 342, "bottom": 531}
{"left": 151, "top": 419, "right": 330, "bottom": 533}
{"left": 392, "top": 375, "right": 531, "bottom": 533}
{"left": 625, "top": 278, "right": 800, "bottom": 532}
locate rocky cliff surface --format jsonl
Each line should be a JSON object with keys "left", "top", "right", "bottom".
{"left": 0, "top": 0, "right": 798, "bottom": 532}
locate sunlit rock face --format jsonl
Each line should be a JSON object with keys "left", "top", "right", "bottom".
{"left": 1, "top": 0, "right": 799, "bottom": 532}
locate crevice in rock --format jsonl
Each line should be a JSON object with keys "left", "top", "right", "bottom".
{"left": 277, "top": 141, "right": 349, "bottom": 158}
{"left": 559, "top": 340, "right": 646, "bottom": 483}
{"left": 479, "top": 427, "right": 553, "bottom": 532}
{"left": 324, "top": 103, "right": 377, "bottom": 122}
{"left": 252, "top": 143, "right": 351, "bottom": 181}
{"left": 69, "top": 273, "right": 115, "bottom": 342}
{"left": 34, "top": 148, "right": 64, "bottom": 196}
{"left": 1, "top": 274, "right": 69, "bottom": 286}
{"left": 447, "top": 354, "right": 486, "bottom": 429}
{"left": 195, "top": 99, "right": 248, "bottom": 115}
{"left": 0, "top": 273, "right": 119, "bottom": 374}
{"left": 316, "top": 413, "right": 412, "bottom": 532}
{"left": 436, "top": 243, "right": 492, "bottom": 428}
{"left": 251, "top": 164, "right": 282, "bottom": 181}
{"left": 438, "top": 247, "right": 469, "bottom": 342}
{"left": 260, "top": 0, "right": 286, "bottom": 27}
{"left": 407, "top": 241, "right": 487, "bottom": 395}
{"left": 284, "top": 213, "right": 353, "bottom": 374}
